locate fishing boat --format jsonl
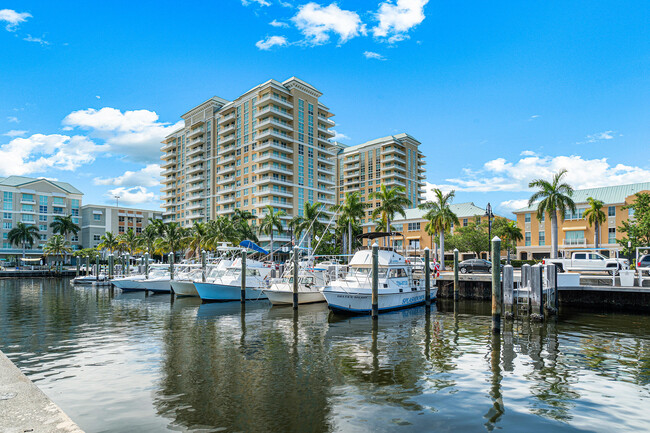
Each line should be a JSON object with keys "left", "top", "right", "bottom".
{"left": 71, "top": 273, "right": 107, "bottom": 285}
{"left": 194, "top": 258, "right": 272, "bottom": 302}
{"left": 322, "top": 248, "right": 435, "bottom": 314}
{"left": 263, "top": 266, "right": 331, "bottom": 305}
{"left": 111, "top": 264, "right": 168, "bottom": 291}
{"left": 170, "top": 262, "right": 229, "bottom": 297}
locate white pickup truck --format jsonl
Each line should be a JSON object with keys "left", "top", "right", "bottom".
{"left": 543, "top": 252, "right": 629, "bottom": 275}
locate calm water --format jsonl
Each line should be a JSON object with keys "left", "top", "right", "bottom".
{"left": 1, "top": 279, "right": 649, "bottom": 432}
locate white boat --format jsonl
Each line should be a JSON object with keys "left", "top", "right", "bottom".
{"left": 72, "top": 274, "right": 107, "bottom": 285}
{"left": 170, "top": 264, "right": 208, "bottom": 297}
{"left": 194, "top": 258, "right": 272, "bottom": 302}
{"left": 322, "top": 249, "right": 435, "bottom": 314}
{"left": 263, "top": 267, "right": 330, "bottom": 305}
{"left": 111, "top": 264, "right": 168, "bottom": 291}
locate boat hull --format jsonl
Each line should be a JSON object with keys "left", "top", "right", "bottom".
{"left": 194, "top": 282, "right": 268, "bottom": 302}
{"left": 171, "top": 281, "right": 198, "bottom": 297}
{"left": 111, "top": 278, "right": 145, "bottom": 290}
{"left": 264, "top": 289, "right": 325, "bottom": 306}
{"left": 139, "top": 279, "right": 172, "bottom": 293}
{"left": 323, "top": 288, "right": 435, "bottom": 314}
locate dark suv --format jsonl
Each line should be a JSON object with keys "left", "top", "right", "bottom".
{"left": 458, "top": 259, "right": 492, "bottom": 274}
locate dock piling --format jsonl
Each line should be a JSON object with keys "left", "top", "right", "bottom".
{"left": 126, "top": 254, "right": 130, "bottom": 276}
{"left": 201, "top": 250, "right": 207, "bottom": 282}
{"left": 144, "top": 253, "right": 149, "bottom": 279}
{"left": 371, "top": 242, "right": 379, "bottom": 319}
{"left": 453, "top": 248, "right": 459, "bottom": 301}
{"left": 85, "top": 256, "right": 90, "bottom": 277}
{"left": 424, "top": 247, "right": 431, "bottom": 307}
{"left": 108, "top": 254, "right": 114, "bottom": 280}
{"left": 169, "top": 252, "right": 175, "bottom": 280}
{"left": 530, "top": 264, "right": 544, "bottom": 320}
{"left": 240, "top": 249, "right": 246, "bottom": 304}
{"left": 491, "top": 236, "right": 502, "bottom": 333}
{"left": 75, "top": 260, "right": 80, "bottom": 277}
{"left": 293, "top": 246, "right": 299, "bottom": 309}
{"left": 95, "top": 256, "right": 100, "bottom": 281}
{"left": 503, "top": 264, "right": 514, "bottom": 319}
{"left": 545, "top": 264, "right": 557, "bottom": 314}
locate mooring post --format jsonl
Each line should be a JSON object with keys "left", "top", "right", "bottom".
{"left": 530, "top": 264, "right": 544, "bottom": 320}
{"left": 424, "top": 247, "right": 431, "bottom": 307}
{"left": 545, "top": 264, "right": 557, "bottom": 314}
{"left": 75, "top": 259, "right": 80, "bottom": 277}
{"left": 240, "top": 249, "right": 247, "bottom": 304}
{"left": 95, "top": 255, "right": 100, "bottom": 281}
{"left": 201, "top": 250, "right": 207, "bottom": 282}
{"left": 293, "top": 246, "right": 299, "bottom": 309}
{"left": 85, "top": 256, "right": 90, "bottom": 277}
{"left": 503, "top": 264, "right": 514, "bottom": 319}
{"left": 169, "top": 252, "right": 175, "bottom": 280}
{"left": 371, "top": 242, "right": 379, "bottom": 319}
{"left": 126, "top": 254, "right": 130, "bottom": 276}
{"left": 453, "top": 248, "right": 459, "bottom": 301}
{"left": 144, "top": 253, "right": 150, "bottom": 279}
{"left": 108, "top": 254, "right": 114, "bottom": 280}
{"left": 491, "top": 236, "right": 502, "bottom": 333}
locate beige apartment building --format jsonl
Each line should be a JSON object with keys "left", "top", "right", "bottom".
{"left": 161, "top": 77, "right": 337, "bottom": 250}
{"left": 337, "top": 133, "right": 426, "bottom": 222}
{"left": 80, "top": 204, "right": 162, "bottom": 249}
{"left": 514, "top": 182, "right": 650, "bottom": 259}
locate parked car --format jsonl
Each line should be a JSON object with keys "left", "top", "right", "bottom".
{"left": 458, "top": 259, "right": 492, "bottom": 274}
{"left": 543, "top": 251, "right": 628, "bottom": 275}
{"left": 637, "top": 254, "right": 650, "bottom": 275}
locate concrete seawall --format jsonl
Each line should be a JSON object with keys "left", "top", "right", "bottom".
{"left": 0, "top": 350, "right": 83, "bottom": 433}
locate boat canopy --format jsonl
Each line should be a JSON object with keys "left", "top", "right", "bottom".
{"left": 349, "top": 249, "right": 407, "bottom": 268}
{"left": 356, "top": 231, "right": 403, "bottom": 240}
{"left": 229, "top": 258, "right": 266, "bottom": 269}
{"left": 239, "top": 240, "right": 269, "bottom": 255}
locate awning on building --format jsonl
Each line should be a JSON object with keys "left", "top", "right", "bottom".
{"left": 562, "top": 226, "right": 587, "bottom": 231}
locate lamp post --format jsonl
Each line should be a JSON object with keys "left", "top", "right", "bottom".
{"left": 485, "top": 203, "right": 494, "bottom": 261}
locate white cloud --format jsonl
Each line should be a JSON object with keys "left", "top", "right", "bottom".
{"left": 62, "top": 107, "right": 184, "bottom": 162}
{"left": 292, "top": 2, "right": 365, "bottom": 45}
{"left": 0, "top": 9, "right": 31, "bottom": 32}
{"left": 7, "top": 116, "right": 19, "bottom": 123}
{"left": 529, "top": 114, "right": 540, "bottom": 120}
{"left": 0, "top": 133, "right": 104, "bottom": 176}
{"left": 96, "top": 95, "right": 101, "bottom": 99}
{"left": 3, "top": 130, "right": 27, "bottom": 137}
{"left": 242, "top": 0, "right": 271, "bottom": 6}
{"left": 107, "top": 186, "right": 156, "bottom": 205}
{"left": 331, "top": 130, "right": 350, "bottom": 141}
{"left": 256, "top": 35, "right": 289, "bottom": 50}
{"left": 373, "top": 0, "right": 428, "bottom": 43}
{"left": 500, "top": 199, "right": 529, "bottom": 211}
{"left": 363, "top": 51, "right": 386, "bottom": 60}
{"left": 581, "top": 130, "right": 615, "bottom": 143}
{"left": 23, "top": 34, "right": 49, "bottom": 45}
{"left": 270, "top": 19, "right": 289, "bottom": 27}
{"left": 94, "top": 164, "right": 161, "bottom": 187}
{"left": 431, "top": 154, "right": 650, "bottom": 193}
{"left": 520, "top": 150, "right": 537, "bottom": 156}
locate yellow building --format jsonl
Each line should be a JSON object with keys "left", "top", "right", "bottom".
{"left": 513, "top": 182, "right": 650, "bottom": 259}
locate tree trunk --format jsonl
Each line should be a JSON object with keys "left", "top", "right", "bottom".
{"left": 507, "top": 246, "right": 511, "bottom": 264}
{"left": 551, "top": 212, "right": 558, "bottom": 259}
{"left": 270, "top": 233, "right": 274, "bottom": 263}
{"left": 348, "top": 220, "right": 352, "bottom": 256}
{"left": 440, "top": 231, "right": 446, "bottom": 270}
{"left": 594, "top": 221, "right": 599, "bottom": 249}
{"left": 387, "top": 217, "right": 391, "bottom": 249}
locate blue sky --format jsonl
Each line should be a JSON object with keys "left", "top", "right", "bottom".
{"left": 1, "top": 1, "right": 648, "bottom": 215}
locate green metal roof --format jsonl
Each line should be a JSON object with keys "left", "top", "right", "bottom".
{"left": 393, "top": 202, "right": 487, "bottom": 222}
{"left": 0, "top": 176, "right": 83, "bottom": 195}
{"left": 514, "top": 181, "right": 650, "bottom": 213}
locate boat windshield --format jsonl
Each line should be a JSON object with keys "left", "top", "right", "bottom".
{"left": 348, "top": 268, "right": 388, "bottom": 278}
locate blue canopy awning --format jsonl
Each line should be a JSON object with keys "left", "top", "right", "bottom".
{"left": 239, "top": 240, "right": 269, "bottom": 255}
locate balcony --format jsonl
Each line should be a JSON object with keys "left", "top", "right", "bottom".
{"left": 258, "top": 93, "right": 293, "bottom": 109}
{"left": 220, "top": 196, "right": 236, "bottom": 205}
{"left": 186, "top": 183, "right": 204, "bottom": 193}
{"left": 562, "top": 239, "right": 587, "bottom": 247}
{"left": 344, "top": 163, "right": 359, "bottom": 172}
{"left": 220, "top": 133, "right": 236, "bottom": 145}
{"left": 258, "top": 117, "right": 292, "bottom": 132}
{"left": 188, "top": 127, "right": 204, "bottom": 139}
{"left": 258, "top": 176, "right": 293, "bottom": 187}
{"left": 257, "top": 140, "right": 291, "bottom": 153}
{"left": 220, "top": 123, "right": 236, "bottom": 135}
{"left": 221, "top": 112, "right": 235, "bottom": 122}
{"left": 161, "top": 150, "right": 176, "bottom": 160}
{"left": 383, "top": 155, "right": 406, "bottom": 164}
{"left": 317, "top": 145, "right": 336, "bottom": 156}
{"left": 161, "top": 141, "right": 176, "bottom": 152}
{"left": 256, "top": 128, "right": 292, "bottom": 143}
{"left": 186, "top": 165, "right": 204, "bottom": 175}
{"left": 160, "top": 185, "right": 175, "bottom": 193}
{"left": 385, "top": 178, "right": 406, "bottom": 187}
{"left": 317, "top": 125, "right": 334, "bottom": 136}
{"left": 257, "top": 164, "right": 293, "bottom": 176}
{"left": 256, "top": 188, "right": 292, "bottom": 198}
{"left": 383, "top": 146, "right": 406, "bottom": 157}
{"left": 318, "top": 157, "right": 334, "bottom": 166}
{"left": 161, "top": 159, "right": 176, "bottom": 169}
{"left": 217, "top": 208, "right": 234, "bottom": 215}
{"left": 186, "top": 202, "right": 204, "bottom": 211}
{"left": 257, "top": 152, "right": 292, "bottom": 164}
{"left": 318, "top": 176, "right": 335, "bottom": 186}
{"left": 259, "top": 199, "right": 292, "bottom": 209}
{"left": 220, "top": 165, "right": 236, "bottom": 175}
{"left": 218, "top": 185, "right": 236, "bottom": 194}
{"left": 161, "top": 167, "right": 177, "bottom": 176}
{"left": 257, "top": 105, "right": 293, "bottom": 121}
{"left": 187, "top": 146, "right": 204, "bottom": 158}
{"left": 188, "top": 136, "right": 204, "bottom": 147}
{"left": 318, "top": 116, "right": 335, "bottom": 126}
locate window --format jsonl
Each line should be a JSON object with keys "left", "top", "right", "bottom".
{"left": 463, "top": 218, "right": 468, "bottom": 227}
{"left": 39, "top": 224, "right": 47, "bottom": 231}
{"left": 52, "top": 197, "right": 65, "bottom": 206}
{"left": 407, "top": 222, "right": 420, "bottom": 231}
{"left": 608, "top": 206, "right": 615, "bottom": 217}
{"left": 93, "top": 235, "right": 101, "bottom": 241}
{"left": 3, "top": 192, "right": 12, "bottom": 202}
{"left": 3, "top": 203, "right": 11, "bottom": 211}
{"left": 22, "top": 214, "right": 34, "bottom": 222}
{"left": 525, "top": 232, "right": 531, "bottom": 246}
{"left": 118, "top": 226, "right": 125, "bottom": 233}
{"left": 2, "top": 213, "right": 10, "bottom": 219}
{"left": 3, "top": 222, "right": 12, "bottom": 230}
{"left": 39, "top": 215, "right": 47, "bottom": 222}
{"left": 629, "top": 208, "right": 635, "bottom": 217}
{"left": 39, "top": 196, "right": 47, "bottom": 205}
{"left": 71, "top": 209, "right": 79, "bottom": 216}
{"left": 21, "top": 193, "right": 33, "bottom": 202}
{"left": 565, "top": 230, "right": 585, "bottom": 246}
{"left": 525, "top": 213, "right": 531, "bottom": 223}
{"left": 539, "top": 231, "right": 545, "bottom": 246}
{"left": 21, "top": 204, "right": 33, "bottom": 212}
{"left": 608, "top": 228, "right": 616, "bottom": 244}
{"left": 93, "top": 214, "right": 101, "bottom": 221}
{"left": 39, "top": 205, "right": 47, "bottom": 214}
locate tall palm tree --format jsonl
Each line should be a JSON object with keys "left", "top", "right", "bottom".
{"left": 49, "top": 215, "right": 80, "bottom": 264}
{"left": 583, "top": 197, "right": 606, "bottom": 249}
{"left": 185, "top": 222, "right": 209, "bottom": 257}
{"left": 118, "top": 228, "right": 139, "bottom": 256}
{"left": 293, "top": 202, "right": 325, "bottom": 255}
{"left": 369, "top": 185, "right": 411, "bottom": 249}
{"left": 97, "top": 231, "right": 119, "bottom": 254}
{"left": 148, "top": 218, "right": 165, "bottom": 237}
{"left": 500, "top": 221, "right": 524, "bottom": 264}
{"left": 206, "top": 216, "right": 239, "bottom": 248}
{"left": 259, "top": 205, "right": 286, "bottom": 262}
{"left": 338, "top": 192, "right": 366, "bottom": 256}
{"left": 418, "top": 188, "right": 458, "bottom": 270}
{"left": 156, "top": 223, "right": 187, "bottom": 257}
{"left": 43, "top": 235, "right": 72, "bottom": 265}
{"left": 7, "top": 222, "right": 39, "bottom": 258}
{"left": 288, "top": 215, "right": 304, "bottom": 246}
{"left": 232, "top": 209, "right": 258, "bottom": 243}
{"left": 528, "top": 169, "right": 576, "bottom": 259}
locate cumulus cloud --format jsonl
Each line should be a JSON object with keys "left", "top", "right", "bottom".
{"left": 363, "top": 51, "right": 386, "bottom": 60}
{"left": 106, "top": 186, "right": 156, "bottom": 205}
{"left": 500, "top": 199, "right": 530, "bottom": 211}
{"left": 331, "top": 130, "right": 350, "bottom": 141}
{"left": 0, "top": 9, "right": 31, "bottom": 31}
{"left": 256, "top": 35, "right": 289, "bottom": 50}
{"left": 292, "top": 2, "right": 365, "bottom": 45}
{"left": 242, "top": 0, "right": 271, "bottom": 6}
{"left": 94, "top": 164, "right": 161, "bottom": 187}
{"left": 373, "top": 0, "right": 428, "bottom": 43}
{"left": 3, "top": 130, "right": 27, "bottom": 137}
{"left": 270, "top": 19, "right": 289, "bottom": 27}
{"left": 62, "top": 107, "right": 183, "bottom": 163}
{"left": 520, "top": 150, "right": 537, "bottom": 156}
{"left": 430, "top": 154, "right": 650, "bottom": 193}
{"left": 0, "top": 134, "right": 105, "bottom": 176}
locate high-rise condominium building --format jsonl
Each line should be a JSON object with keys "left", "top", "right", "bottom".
{"left": 0, "top": 176, "right": 83, "bottom": 258}
{"left": 161, "top": 77, "right": 337, "bottom": 249}
{"left": 338, "top": 133, "right": 426, "bottom": 225}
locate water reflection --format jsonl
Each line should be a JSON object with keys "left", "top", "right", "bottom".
{"left": 0, "top": 281, "right": 649, "bottom": 432}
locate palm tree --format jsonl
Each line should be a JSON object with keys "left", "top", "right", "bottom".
{"left": 118, "top": 228, "right": 139, "bottom": 256}
{"left": 138, "top": 225, "right": 159, "bottom": 255}
{"left": 419, "top": 188, "right": 458, "bottom": 270}
{"left": 148, "top": 217, "right": 165, "bottom": 237}
{"left": 338, "top": 192, "right": 366, "bottom": 256}
{"left": 97, "top": 231, "right": 119, "bottom": 254}
{"left": 156, "top": 222, "right": 187, "bottom": 256}
{"left": 293, "top": 202, "right": 325, "bottom": 255}
{"left": 49, "top": 215, "right": 80, "bottom": 264}
{"left": 528, "top": 169, "right": 576, "bottom": 258}
{"left": 43, "top": 235, "right": 72, "bottom": 265}
{"left": 206, "top": 216, "right": 239, "bottom": 248}
{"left": 369, "top": 185, "right": 411, "bottom": 249}
{"left": 583, "top": 197, "right": 606, "bottom": 249}
{"left": 7, "top": 222, "right": 39, "bottom": 258}
{"left": 288, "top": 215, "right": 304, "bottom": 246}
{"left": 259, "top": 205, "right": 286, "bottom": 262}
{"left": 232, "top": 209, "right": 258, "bottom": 243}
{"left": 185, "top": 222, "right": 209, "bottom": 257}
{"left": 500, "top": 221, "right": 524, "bottom": 264}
